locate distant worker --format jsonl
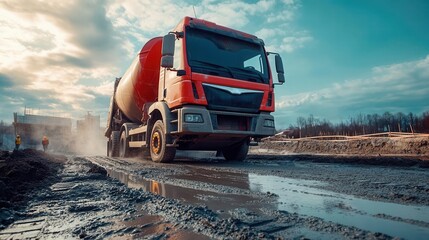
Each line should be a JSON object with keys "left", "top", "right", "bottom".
{"left": 42, "top": 135, "right": 49, "bottom": 152}
{"left": 15, "top": 134, "right": 21, "bottom": 151}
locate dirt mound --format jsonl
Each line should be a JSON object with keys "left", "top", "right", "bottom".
{"left": 0, "top": 149, "right": 65, "bottom": 209}
{"left": 257, "top": 137, "right": 429, "bottom": 157}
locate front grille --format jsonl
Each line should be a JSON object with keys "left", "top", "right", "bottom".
{"left": 202, "top": 84, "right": 263, "bottom": 113}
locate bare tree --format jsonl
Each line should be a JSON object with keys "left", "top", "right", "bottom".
{"left": 289, "top": 111, "right": 429, "bottom": 138}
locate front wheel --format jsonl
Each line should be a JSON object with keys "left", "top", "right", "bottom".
{"left": 222, "top": 139, "right": 249, "bottom": 161}
{"left": 150, "top": 120, "right": 176, "bottom": 163}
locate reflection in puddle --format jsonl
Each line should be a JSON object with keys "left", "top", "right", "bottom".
{"left": 106, "top": 168, "right": 264, "bottom": 217}
{"left": 107, "top": 169, "right": 169, "bottom": 197}
{"left": 174, "top": 167, "right": 250, "bottom": 190}
{"left": 249, "top": 174, "right": 429, "bottom": 239}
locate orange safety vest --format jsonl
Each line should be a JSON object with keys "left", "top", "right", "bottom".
{"left": 42, "top": 137, "right": 49, "bottom": 145}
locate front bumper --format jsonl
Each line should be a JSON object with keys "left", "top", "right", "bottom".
{"left": 175, "top": 106, "right": 276, "bottom": 138}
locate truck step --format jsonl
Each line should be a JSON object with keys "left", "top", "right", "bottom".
{"left": 129, "top": 126, "right": 147, "bottom": 135}
{"left": 129, "top": 141, "right": 146, "bottom": 148}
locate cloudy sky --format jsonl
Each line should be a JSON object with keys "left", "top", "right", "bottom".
{"left": 0, "top": 0, "right": 428, "bottom": 129}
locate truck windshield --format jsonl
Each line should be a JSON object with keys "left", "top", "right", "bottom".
{"left": 186, "top": 28, "right": 269, "bottom": 84}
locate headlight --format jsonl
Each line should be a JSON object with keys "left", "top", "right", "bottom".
{"left": 184, "top": 113, "right": 203, "bottom": 123}
{"left": 263, "top": 119, "right": 275, "bottom": 128}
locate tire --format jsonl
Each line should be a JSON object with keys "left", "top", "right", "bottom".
{"left": 109, "top": 131, "right": 120, "bottom": 157}
{"left": 150, "top": 120, "right": 176, "bottom": 163}
{"left": 222, "top": 139, "right": 249, "bottom": 161}
{"left": 106, "top": 140, "right": 111, "bottom": 156}
{"left": 119, "top": 131, "right": 130, "bottom": 158}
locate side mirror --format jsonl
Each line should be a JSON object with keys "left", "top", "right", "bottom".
{"left": 161, "top": 34, "right": 175, "bottom": 68}
{"left": 161, "top": 56, "right": 173, "bottom": 68}
{"left": 275, "top": 55, "right": 285, "bottom": 84}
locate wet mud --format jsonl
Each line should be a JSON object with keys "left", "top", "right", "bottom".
{"left": 0, "top": 150, "right": 64, "bottom": 227}
{"left": 1, "top": 151, "right": 428, "bottom": 239}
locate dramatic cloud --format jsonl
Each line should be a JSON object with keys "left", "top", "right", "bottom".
{"left": 107, "top": 0, "right": 188, "bottom": 34}
{"left": 107, "top": 0, "right": 304, "bottom": 53}
{"left": 0, "top": 0, "right": 126, "bottom": 123}
{"left": 198, "top": 0, "right": 275, "bottom": 28}
{"left": 255, "top": 0, "right": 311, "bottom": 53}
{"left": 0, "top": 0, "right": 308, "bottom": 125}
{"left": 275, "top": 55, "right": 429, "bottom": 127}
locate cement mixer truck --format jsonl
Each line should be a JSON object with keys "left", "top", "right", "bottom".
{"left": 105, "top": 17, "right": 285, "bottom": 162}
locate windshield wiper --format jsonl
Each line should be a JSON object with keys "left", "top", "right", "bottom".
{"left": 190, "top": 60, "right": 235, "bottom": 78}
{"left": 229, "top": 66, "right": 265, "bottom": 83}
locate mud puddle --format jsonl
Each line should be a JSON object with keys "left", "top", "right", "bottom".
{"left": 173, "top": 167, "right": 250, "bottom": 190}
{"left": 109, "top": 210, "right": 210, "bottom": 240}
{"left": 106, "top": 168, "right": 266, "bottom": 217}
{"left": 249, "top": 174, "right": 429, "bottom": 239}
{"left": 105, "top": 163, "right": 429, "bottom": 239}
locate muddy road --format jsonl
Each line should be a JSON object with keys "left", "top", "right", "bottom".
{"left": 1, "top": 151, "right": 429, "bottom": 239}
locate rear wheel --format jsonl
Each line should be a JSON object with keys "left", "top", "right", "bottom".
{"left": 106, "top": 140, "right": 110, "bottom": 156}
{"left": 109, "top": 131, "right": 120, "bottom": 157}
{"left": 119, "top": 131, "right": 130, "bottom": 158}
{"left": 150, "top": 120, "right": 176, "bottom": 163}
{"left": 222, "top": 139, "right": 249, "bottom": 161}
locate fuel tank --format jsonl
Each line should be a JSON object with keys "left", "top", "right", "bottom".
{"left": 115, "top": 37, "right": 162, "bottom": 122}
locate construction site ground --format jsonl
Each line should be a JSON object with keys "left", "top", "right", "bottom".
{"left": 0, "top": 137, "right": 428, "bottom": 239}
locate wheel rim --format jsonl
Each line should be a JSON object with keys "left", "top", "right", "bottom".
{"left": 151, "top": 131, "right": 161, "bottom": 155}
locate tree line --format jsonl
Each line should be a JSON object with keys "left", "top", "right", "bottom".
{"left": 284, "top": 111, "right": 429, "bottom": 138}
